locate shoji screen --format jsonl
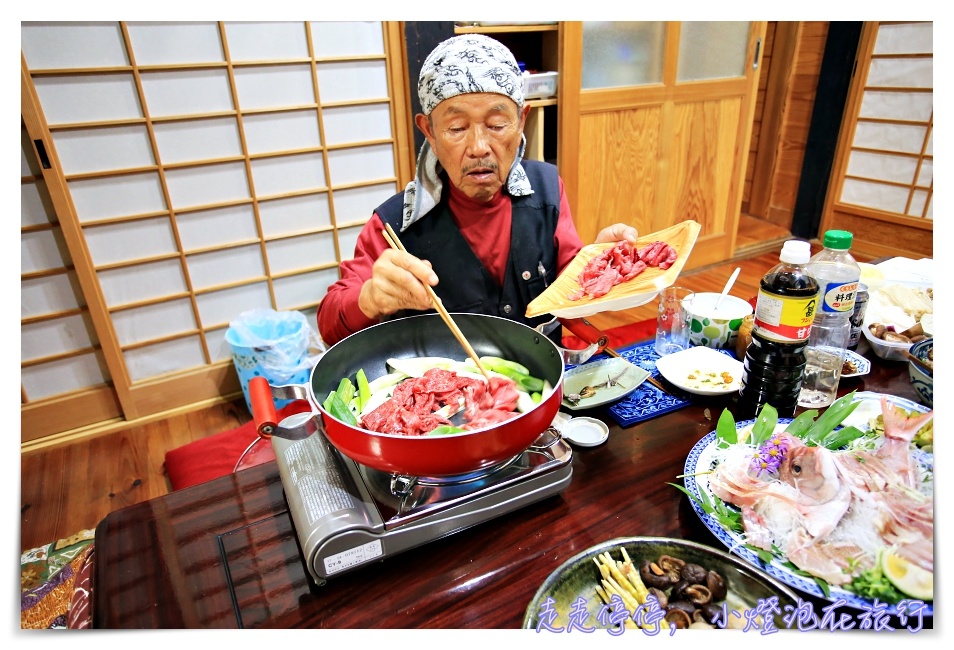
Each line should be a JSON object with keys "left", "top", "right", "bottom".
{"left": 821, "top": 21, "right": 932, "bottom": 259}
{"left": 21, "top": 21, "right": 413, "bottom": 446}
{"left": 840, "top": 22, "right": 933, "bottom": 218}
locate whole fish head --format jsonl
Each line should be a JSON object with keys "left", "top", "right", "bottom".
{"left": 778, "top": 445, "right": 841, "bottom": 503}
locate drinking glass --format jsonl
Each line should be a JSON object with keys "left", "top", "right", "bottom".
{"left": 654, "top": 286, "right": 694, "bottom": 356}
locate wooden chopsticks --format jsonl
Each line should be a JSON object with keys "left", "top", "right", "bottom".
{"left": 382, "top": 223, "right": 494, "bottom": 384}
{"left": 904, "top": 350, "right": 933, "bottom": 375}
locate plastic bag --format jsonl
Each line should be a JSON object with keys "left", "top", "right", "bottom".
{"left": 225, "top": 309, "right": 326, "bottom": 411}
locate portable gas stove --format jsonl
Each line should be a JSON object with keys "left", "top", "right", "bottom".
{"left": 270, "top": 420, "right": 573, "bottom": 586}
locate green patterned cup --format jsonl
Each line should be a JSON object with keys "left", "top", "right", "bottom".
{"left": 687, "top": 293, "right": 753, "bottom": 350}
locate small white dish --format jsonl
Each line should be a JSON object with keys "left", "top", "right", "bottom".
{"left": 562, "top": 357, "right": 650, "bottom": 410}
{"left": 840, "top": 350, "right": 871, "bottom": 378}
{"left": 561, "top": 417, "right": 609, "bottom": 447}
{"left": 654, "top": 346, "right": 743, "bottom": 396}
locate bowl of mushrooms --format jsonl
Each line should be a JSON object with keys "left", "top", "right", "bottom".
{"left": 862, "top": 284, "right": 933, "bottom": 361}
{"left": 522, "top": 536, "right": 799, "bottom": 631}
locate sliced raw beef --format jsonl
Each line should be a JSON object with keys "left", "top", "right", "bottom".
{"left": 360, "top": 368, "right": 519, "bottom": 436}
{"left": 570, "top": 240, "right": 677, "bottom": 300}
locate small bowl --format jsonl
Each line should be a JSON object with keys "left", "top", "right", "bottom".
{"left": 686, "top": 292, "right": 754, "bottom": 350}
{"left": 862, "top": 324, "right": 914, "bottom": 361}
{"left": 908, "top": 337, "right": 933, "bottom": 407}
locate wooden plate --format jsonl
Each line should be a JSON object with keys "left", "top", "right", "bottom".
{"left": 525, "top": 220, "right": 701, "bottom": 319}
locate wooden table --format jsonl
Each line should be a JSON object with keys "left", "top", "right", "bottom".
{"left": 92, "top": 347, "right": 928, "bottom": 629}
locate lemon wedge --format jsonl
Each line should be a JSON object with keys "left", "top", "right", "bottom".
{"left": 881, "top": 550, "right": 933, "bottom": 601}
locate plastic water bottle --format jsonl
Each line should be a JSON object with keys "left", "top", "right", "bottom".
{"left": 737, "top": 240, "right": 817, "bottom": 419}
{"left": 797, "top": 230, "right": 861, "bottom": 408}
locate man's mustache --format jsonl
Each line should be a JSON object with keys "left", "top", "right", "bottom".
{"left": 462, "top": 160, "right": 499, "bottom": 174}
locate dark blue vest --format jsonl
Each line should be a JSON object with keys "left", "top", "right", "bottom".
{"left": 376, "top": 159, "right": 561, "bottom": 332}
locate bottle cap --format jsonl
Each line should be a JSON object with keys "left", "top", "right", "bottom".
{"left": 779, "top": 240, "right": 811, "bottom": 264}
{"left": 823, "top": 230, "right": 853, "bottom": 250}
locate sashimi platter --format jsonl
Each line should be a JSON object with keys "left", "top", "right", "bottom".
{"left": 680, "top": 391, "right": 934, "bottom": 616}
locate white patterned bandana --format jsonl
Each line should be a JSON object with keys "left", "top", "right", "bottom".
{"left": 401, "top": 34, "right": 533, "bottom": 231}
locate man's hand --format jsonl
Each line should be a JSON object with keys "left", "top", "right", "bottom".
{"left": 595, "top": 223, "right": 639, "bottom": 245}
{"left": 357, "top": 249, "right": 439, "bottom": 320}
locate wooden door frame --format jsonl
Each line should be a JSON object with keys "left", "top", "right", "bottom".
{"left": 559, "top": 21, "right": 765, "bottom": 267}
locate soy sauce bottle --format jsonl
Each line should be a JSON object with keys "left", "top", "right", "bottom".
{"left": 737, "top": 240, "right": 818, "bottom": 418}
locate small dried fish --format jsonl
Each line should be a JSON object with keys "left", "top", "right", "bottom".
{"left": 565, "top": 368, "right": 629, "bottom": 404}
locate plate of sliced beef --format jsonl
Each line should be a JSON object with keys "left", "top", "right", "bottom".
{"left": 526, "top": 220, "right": 701, "bottom": 319}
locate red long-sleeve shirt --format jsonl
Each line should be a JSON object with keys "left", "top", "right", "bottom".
{"left": 316, "top": 178, "right": 583, "bottom": 346}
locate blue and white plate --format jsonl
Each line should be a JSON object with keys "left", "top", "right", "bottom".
{"left": 683, "top": 401, "right": 933, "bottom": 617}
{"left": 602, "top": 341, "right": 738, "bottom": 427}
{"left": 840, "top": 350, "right": 871, "bottom": 378}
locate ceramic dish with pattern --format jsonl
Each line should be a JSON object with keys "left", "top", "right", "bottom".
{"left": 523, "top": 536, "right": 799, "bottom": 630}
{"left": 839, "top": 350, "right": 871, "bottom": 378}
{"left": 562, "top": 357, "right": 650, "bottom": 411}
{"left": 683, "top": 401, "right": 933, "bottom": 617}
{"left": 605, "top": 342, "right": 737, "bottom": 427}
{"left": 654, "top": 346, "right": 744, "bottom": 396}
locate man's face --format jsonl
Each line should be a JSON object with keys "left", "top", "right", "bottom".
{"left": 416, "top": 93, "right": 530, "bottom": 203}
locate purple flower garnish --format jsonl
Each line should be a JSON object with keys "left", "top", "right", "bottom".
{"left": 749, "top": 435, "right": 789, "bottom": 478}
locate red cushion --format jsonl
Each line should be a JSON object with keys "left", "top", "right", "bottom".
{"left": 164, "top": 400, "right": 311, "bottom": 491}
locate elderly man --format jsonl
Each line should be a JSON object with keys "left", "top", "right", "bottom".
{"left": 317, "top": 34, "right": 637, "bottom": 346}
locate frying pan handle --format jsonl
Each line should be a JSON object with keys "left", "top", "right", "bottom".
{"left": 560, "top": 317, "right": 609, "bottom": 351}
{"left": 249, "top": 376, "right": 277, "bottom": 438}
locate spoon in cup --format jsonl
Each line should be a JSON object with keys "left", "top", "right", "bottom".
{"left": 714, "top": 267, "right": 741, "bottom": 311}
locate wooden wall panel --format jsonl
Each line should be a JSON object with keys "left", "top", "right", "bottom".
{"left": 765, "top": 21, "right": 829, "bottom": 228}
{"left": 575, "top": 108, "right": 660, "bottom": 244}
{"left": 745, "top": 21, "right": 828, "bottom": 229}
{"left": 742, "top": 21, "right": 775, "bottom": 212}
{"left": 829, "top": 211, "right": 932, "bottom": 260}
{"left": 666, "top": 99, "right": 741, "bottom": 241}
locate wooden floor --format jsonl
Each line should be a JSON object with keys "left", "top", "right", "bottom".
{"left": 19, "top": 216, "right": 805, "bottom": 553}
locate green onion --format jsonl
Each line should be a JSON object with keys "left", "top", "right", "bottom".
{"left": 336, "top": 377, "right": 355, "bottom": 406}
{"left": 801, "top": 391, "right": 859, "bottom": 446}
{"left": 750, "top": 403, "right": 779, "bottom": 446}
{"left": 324, "top": 390, "right": 357, "bottom": 426}
{"left": 716, "top": 409, "right": 738, "bottom": 446}
{"left": 355, "top": 368, "right": 371, "bottom": 411}
{"left": 479, "top": 356, "right": 531, "bottom": 377}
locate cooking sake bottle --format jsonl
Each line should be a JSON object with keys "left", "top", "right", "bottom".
{"left": 737, "top": 240, "right": 818, "bottom": 418}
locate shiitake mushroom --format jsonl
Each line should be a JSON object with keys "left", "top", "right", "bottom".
{"left": 680, "top": 563, "right": 708, "bottom": 585}
{"left": 669, "top": 579, "right": 691, "bottom": 601}
{"left": 647, "top": 587, "right": 668, "bottom": 609}
{"left": 664, "top": 608, "right": 692, "bottom": 629}
{"left": 641, "top": 554, "right": 729, "bottom": 629}
{"left": 639, "top": 560, "right": 675, "bottom": 589}
{"left": 667, "top": 599, "right": 696, "bottom": 615}
{"left": 706, "top": 570, "right": 727, "bottom": 601}
{"left": 699, "top": 602, "right": 724, "bottom": 625}
{"left": 684, "top": 584, "right": 713, "bottom": 606}
{"left": 657, "top": 555, "right": 686, "bottom": 582}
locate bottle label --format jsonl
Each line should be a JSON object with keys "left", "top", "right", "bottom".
{"left": 819, "top": 281, "right": 858, "bottom": 314}
{"left": 754, "top": 289, "right": 816, "bottom": 342}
